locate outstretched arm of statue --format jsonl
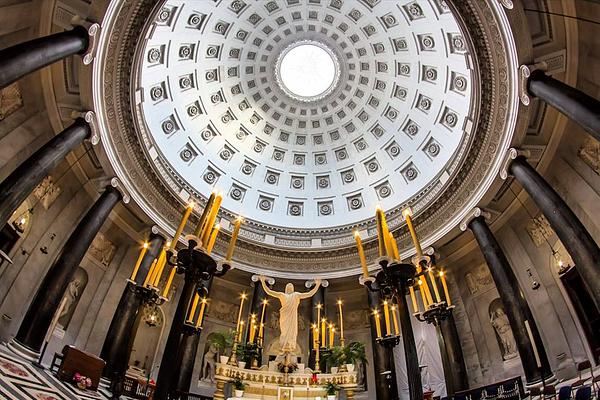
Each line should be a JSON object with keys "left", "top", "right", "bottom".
{"left": 259, "top": 275, "right": 282, "bottom": 298}
{"left": 299, "top": 278, "right": 321, "bottom": 299}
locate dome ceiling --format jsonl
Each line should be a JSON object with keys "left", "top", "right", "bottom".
{"left": 133, "top": 0, "right": 474, "bottom": 230}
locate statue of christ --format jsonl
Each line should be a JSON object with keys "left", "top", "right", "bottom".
{"left": 259, "top": 276, "right": 321, "bottom": 354}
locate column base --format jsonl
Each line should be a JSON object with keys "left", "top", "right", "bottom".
{"left": 524, "top": 374, "right": 557, "bottom": 389}
{"left": 99, "top": 377, "right": 112, "bottom": 390}
{"left": 7, "top": 339, "right": 39, "bottom": 362}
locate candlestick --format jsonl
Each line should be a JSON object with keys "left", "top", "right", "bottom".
{"left": 409, "top": 286, "right": 420, "bottom": 314}
{"left": 206, "top": 223, "right": 220, "bottom": 254}
{"left": 130, "top": 242, "right": 148, "bottom": 281}
{"left": 353, "top": 231, "right": 369, "bottom": 278}
{"left": 225, "top": 216, "right": 243, "bottom": 262}
{"left": 337, "top": 300, "right": 344, "bottom": 344}
{"left": 195, "top": 298, "right": 207, "bottom": 328}
{"left": 235, "top": 293, "right": 247, "bottom": 335}
{"left": 439, "top": 271, "right": 451, "bottom": 306}
{"left": 383, "top": 300, "right": 391, "bottom": 336}
{"left": 170, "top": 202, "right": 194, "bottom": 251}
{"left": 374, "top": 311, "right": 382, "bottom": 338}
{"left": 427, "top": 267, "right": 441, "bottom": 303}
{"left": 194, "top": 192, "right": 216, "bottom": 238}
{"left": 187, "top": 293, "right": 199, "bottom": 322}
{"left": 403, "top": 207, "right": 423, "bottom": 256}
{"left": 201, "top": 193, "right": 223, "bottom": 248}
{"left": 329, "top": 324, "right": 334, "bottom": 348}
{"left": 321, "top": 318, "right": 326, "bottom": 346}
{"left": 391, "top": 305, "right": 400, "bottom": 335}
{"left": 143, "top": 259, "right": 158, "bottom": 287}
{"left": 161, "top": 266, "right": 177, "bottom": 298}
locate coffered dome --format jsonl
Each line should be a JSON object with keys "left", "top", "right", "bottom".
{"left": 93, "top": 0, "right": 519, "bottom": 277}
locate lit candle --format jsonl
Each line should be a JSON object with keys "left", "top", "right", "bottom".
{"left": 161, "top": 266, "right": 177, "bottom": 298}
{"left": 170, "top": 202, "right": 194, "bottom": 251}
{"left": 391, "top": 305, "right": 400, "bottom": 335}
{"left": 225, "top": 216, "right": 243, "bottom": 262}
{"left": 249, "top": 317, "right": 256, "bottom": 343}
{"left": 321, "top": 318, "right": 326, "bottom": 346}
{"left": 143, "top": 259, "right": 158, "bottom": 287}
{"left": 421, "top": 274, "right": 435, "bottom": 306}
{"left": 375, "top": 206, "right": 387, "bottom": 257}
{"left": 259, "top": 323, "right": 265, "bottom": 343}
{"left": 428, "top": 267, "right": 441, "bottom": 303}
{"left": 313, "top": 326, "right": 319, "bottom": 350}
{"left": 194, "top": 192, "right": 216, "bottom": 237}
{"left": 187, "top": 293, "right": 200, "bottom": 322}
{"left": 409, "top": 286, "right": 420, "bottom": 314}
{"left": 353, "top": 231, "right": 369, "bottom": 278}
{"left": 329, "top": 324, "right": 334, "bottom": 348}
{"left": 235, "top": 293, "right": 247, "bottom": 336}
{"left": 316, "top": 304, "right": 322, "bottom": 336}
{"left": 206, "top": 223, "right": 220, "bottom": 254}
{"left": 337, "top": 300, "right": 344, "bottom": 343}
{"left": 418, "top": 279, "right": 430, "bottom": 309}
{"left": 130, "top": 242, "right": 149, "bottom": 281}
{"left": 258, "top": 299, "right": 267, "bottom": 339}
{"left": 151, "top": 244, "right": 170, "bottom": 287}
{"left": 195, "top": 298, "right": 208, "bottom": 328}
{"left": 374, "top": 311, "right": 382, "bottom": 339}
{"left": 403, "top": 207, "right": 422, "bottom": 256}
{"left": 201, "top": 193, "right": 223, "bottom": 248}
{"left": 383, "top": 300, "right": 391, "bottom": 336}
{"left": 439, "top": 271, "right": 451, "bottom": 306}
{"left": 388, "top": 232, "right": 400, "bottom": 261}
{"left": 238, "top": 321, "right": 244, "bottom": 342}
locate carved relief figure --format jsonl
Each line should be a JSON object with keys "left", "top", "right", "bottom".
{"left": 0, "top": 82, "right": 23, "bottom": 121}
{"left": 526, "top": 214, "right": 554, "bottom": 247}
{"left": 489, "top": 298, "right": 518, "bottom": 361}
{"left": 57, "top": 267, "right": 88, "bottom": 329}
{"left": 88, "top": 232, "right": 116, "bottom": 267}
{"left": 578, "top": 136, "right": 600, "bottom": 175}
{"left": 32, "top": 176, "right": 61, "bottom": 210}
{"left": 465, "top": 264, "right": 494, "bottom": 295}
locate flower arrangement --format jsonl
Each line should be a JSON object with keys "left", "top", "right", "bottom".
{"left": 277, "top": 360, "right": 298, "bottom": 373}
{"left": 73, "top": 372, "right": 92, "bottom": 390}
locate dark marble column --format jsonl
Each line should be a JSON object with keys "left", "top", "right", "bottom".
{"left": 439, "top": 315, "right": 468, "bottom": 395}
{"left": 0, "top": 118, "right": 90, "bottom": 229}
{"left": 15, "top": 185, "right": 122, "bottom": 352}
{"left": 100, "top": 233, "right": 165, "bottom": 382}
{"left": 367, "top": 288, "right": 398, "bottom": 400}
{"left": 308, "top": 285, "right": 326, "bottom": 370}
{"left": 528, "top": 70, "right": 600, "bottom": 141}
{"left": 468, "top": 215, "right": 552, "bottom": 384}
{"left": 395, "top": 284, "right": 423, "bottom": 400}
{"left": 0, "top": 26, "right": 88, "bottom": 89}
{"left": 509, "top": 155, "right": 600, "bottom": 310}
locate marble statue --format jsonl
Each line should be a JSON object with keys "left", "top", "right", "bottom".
{"left": 259, "top": 276, "right": 321, "bottom": 355}
{"left": 489, "top": 299, "right": 518, "bottom": 361}
{"left": 201, "top": 343, "right": 218, "bottom": 383}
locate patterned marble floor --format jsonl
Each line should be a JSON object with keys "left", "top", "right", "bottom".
{"left": 0, "top": 345, "right": 114, "bottom": 400}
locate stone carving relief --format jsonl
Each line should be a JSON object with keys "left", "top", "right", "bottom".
{"left": 578, "top": 137, "right": 600, "bottom": 176}
{"left": 489, "top": 298, "right": 518, "bottom": 361}
{"left": 88, "top": 232, "right": 116, "bottom": 267}
{"left": 526, "top": 214, "right": 554, "bottom": 247}
{"left": 465, "top": 264, "right": 494, "bottom": 295}
{"left": 0, "top": 82, "right": 23, "bottom": 121}
{"left": 209, "top": 299, "right": 237, "bottom": 323}
{"left": 345, "top": 309, "right": 370, "bottom": 329}
{"left": 32, "top": 176, "right": 61, "bottom": 210}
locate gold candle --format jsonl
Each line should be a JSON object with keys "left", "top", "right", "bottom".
{"left": 321, "top": 318, "right": 326, "bottom": 346}
{"left": 170, "top": 202, "right": 194, "bottom": 251}
{"left": 143, "top": 259, "right": 158, "bottom": 287}
{"left": 409, "top": 286, "right": 420, "bottom": 314}
{"left": 187, "top": 293, "right": 200, "bottom": 322}
{"left": 313, "top": 326, "right": 319, "bottom": 350}
{"left": 391, "top": 305, "right": 400, "bottom": 335}
{"left": 152, "top": 246, "right": 169, "bottom": 287}
{"left": 354, "top": 231, "right": 369, "bottom": 278}
{"left": 194, "top": 192, "right": 216, "bottom": 237}
{"left": 337, "top": 300, "right": 344, "bottom": 343}
{"left": 195, "top": 298, "right": 207, "bottom": 328}
{"left": 235, "top": 293, "right": 247, "bottom": 334}
{"left": 206, "top": 223, "right": 220, "bottom": 254}
{"left": 329, "top": 324, "right": 334, "bottom": 348}
{"left": 249, "top": 316, "right": 256, "bottom": 343}
{"left": 316, "top": 304, "right": 321, "bottom": 335}
{"left": 161, "top": 266, "right": 177, "bottom": 298}
{"left": 403, "top": 207, "right": 423, "bottom": 256}
{"left": 428, "top": 267, "right": 442, "bottom": 303}
{"left": 375, "top": 207, "right": 387, "bottom": 257}
{"left": 439, "top": 271, "right": 451, "bottom": 306}
{"left": 418, "top": 279, "right": 430, "bottom": 309}
{"left": 374, "top": 311, "right": 382, "bottom": 338}
{"left": 201, "top": 193, "right": 223, "bottom": 247}
{"left": 259, "top": 299, "right": 267, "bottom": 338}
{"left": 225, "top": 216, "right": 243, "bottom": 262}
{"left": 130, "top": 242, "right": 148, "bottom": 281}
{"left": 421, "top": 274, "right": 435, "bottom": 306}
{"left": 383, "top": 300, "right": 391, "bottom": 336}
{"left": 388, "top": 232, "right": 400, "bottom": 261}
{"left": 238, "top": 321, "right": 244, "bottom": 342}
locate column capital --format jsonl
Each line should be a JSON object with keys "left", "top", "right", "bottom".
{"left": 109, "top": 177, "right": 131, "bottom": 204}
{"left": 151, "top": 225, "right": 168, "bottom": 239}
{"left": 306, "top": 279, "right": 328, "bottom": 288}
{"left": 251, "top": 274, "right": 275, "bottom": 286}
{"left": 500, "top": 147, "right": 531, "bottom": 180}
{"left": 70, "top": 110, "right": 99, "bottom": 145}
{"left": 70, "top": 15, "right": 100, "bottom": 65}
{"left": 519, "top": 62, "right": 548, "bottom": 106}
{"left": 459, "top": 207, "right": 492, "bottom": 232}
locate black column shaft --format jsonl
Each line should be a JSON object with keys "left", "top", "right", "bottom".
{"left": 510, "top": 156, "right": 600, "bottom": 310}
{"left": 528, "top": 70, "right": 600, "bottom": 142}
{"left": 396, "top": 285, "right": 423, "bottom": 400}
{"left": 0, "top": 27, "right": 88, "bottom": 90}
{"left": 247, "top": 280, "right": 268, "bottom": 340}
{"left": 439, "top": 315, "right": 468, "bottom": 394}
{"left": 15, "top": 186, "right": 121, "bottom": 351}
{"left": 0, "top": 119, "right": 90, "bottom": 229}
{"left": 468, "top": 216, "right": 552, "bottom": 383}
{"left": 309, "top": 286, "right": 326, "bottom": 370}
{"left": 154, "top": 273, "right": 197, "bottom": 400}
{"left": 367, "top": 289, "right": 398, "bottom": 400}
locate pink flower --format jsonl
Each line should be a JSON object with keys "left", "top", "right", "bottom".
{"left": 73, "top": 372, "right": 82, "bottom": 382}
{"left": 85, "top": 378, "right": 92, "bottom": 387}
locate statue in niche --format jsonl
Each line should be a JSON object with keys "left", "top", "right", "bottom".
{"left": 489, "top": 298, "right": 518, "bottom": 361}
{"left": 465, "top": 264, "right": 494, "bottom": 295}
{"left": 57, "top": 267, "right": 88, "bottom": 329}
{"left": 200, "top": 336, "right": 218, "bottom": 383}
{"left": 88, "top": 232, "right": 116, "bottom": 267}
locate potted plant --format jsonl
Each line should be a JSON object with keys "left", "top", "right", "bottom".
{"left": 230, "top": 376, "right": 246, "bottom": 398}
{"left": 72, "top": 372, "right": 92, "bottom": 390}
{"left": 342, "top": 342, "right": 367, "bottom": 373}
{"left": 208, "top": 330, "right": 235, "bottom": 364}
{"left": 323, "top": 381, "right": 341, "bottom": 400}
{"left": 322, "top": 346, "right": 345, "bottom": 373}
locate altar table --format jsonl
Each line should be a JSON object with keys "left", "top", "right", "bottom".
{"left": 214, "top": 363, "right": 357, "bottom": 400}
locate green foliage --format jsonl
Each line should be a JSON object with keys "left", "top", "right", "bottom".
{"left": 236, "top": 342, "right": 260, "bottom": 364}
{"left": 208, "top": 330, "right": 235, "bottom": 354}
{"left": 323, "top": 381, "right": 341, "bottom": 395}
{"left": 230, "top": 376, "right": 246, "bottom": 391}
{"left": 342, "top": 341, "right": 367, "bottom": 366}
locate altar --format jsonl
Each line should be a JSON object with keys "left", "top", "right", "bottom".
{"left": 213, "top": 363, "right": 358, "bottom": 400}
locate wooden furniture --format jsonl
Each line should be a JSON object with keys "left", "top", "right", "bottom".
{"left": 55, "top": 345, "right": 105, "bottom": 390}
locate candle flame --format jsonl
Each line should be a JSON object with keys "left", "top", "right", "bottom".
{"left": 337, "top": 299, "right": 342, "bottom": 305}
{"left": 353, "top": 230, "right": 360, "bottom": 238}
{"left": 418, "top": 279, "right": 423, "bottom": 285}
{"left": 262, "top": 299, "right": 268, "bottom": 305}
{"left": 317, "top": 304, "right": 322, "bottom": 309}
{"left": 236, "top": 215, "right": 244, "bottom": 222}
{"left": 391, "top": 306, "right": 396, "bottom": 311}
{"left": 402, "top": 207, "right": 413, "bottom": 218}
{"left": 439, "top": 270, "right": 445, "bottom": 277}
{"left": 188, "top": 201, "right": 195, "bottom": 208}
{"left": 143, "top": 242, "right": 148, "bottom": 249}
{"left": 201, "top": 298, "right": 207, "bottom": 303}
{"left": 383, "top": 300, "right": 388, "bottom": 305}
{"left": 241, "top": 293, "right": 247, "bottom": 299}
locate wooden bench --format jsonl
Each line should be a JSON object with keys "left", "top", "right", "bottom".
{"left": 55, "top": 345, "right": 105, "bottom": 390}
